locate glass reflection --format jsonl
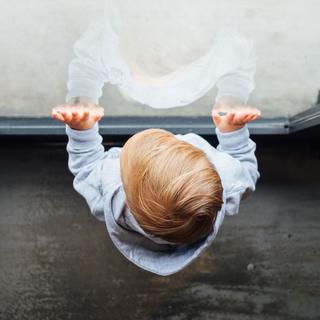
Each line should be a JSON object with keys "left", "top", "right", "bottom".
{"left": 66, "top": 0, "right": 256, "bottom": 110}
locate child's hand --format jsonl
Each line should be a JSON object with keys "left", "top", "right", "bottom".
{"left": 212, "top": 97, "right": 261, "bottom": 133}
{"left": 51, "top": 100, "right": 104, "bottom": 131}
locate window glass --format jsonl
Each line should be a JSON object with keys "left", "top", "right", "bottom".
{"left": 1, "top": 0, "right": 319, "bottom": 118}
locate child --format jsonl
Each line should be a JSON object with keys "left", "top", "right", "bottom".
{"left": 51, "top": 103, "right": 260, "bottom": 276}
{"left": 53, "top": 2, "right": 260, "bottom": 275}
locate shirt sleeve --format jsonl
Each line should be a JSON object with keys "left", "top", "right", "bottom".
{"left": 215, "top": 32, "right": 257, "bottom": 105}
{"left": 65, "top": 122, "right": 106, "bottom": 221}
{"left": 215, "top": 125, "right": 260, "bottom": 215}
{"left": 66, "top": 21, "right": 109, "bottom": 104}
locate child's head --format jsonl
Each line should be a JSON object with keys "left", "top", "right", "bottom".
{"left": 120, "top": 129, "right": 223, "bottom": 245}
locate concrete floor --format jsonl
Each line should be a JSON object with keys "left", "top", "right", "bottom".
{"left": 0, "top": 136, "right": 320, "bottom": 320}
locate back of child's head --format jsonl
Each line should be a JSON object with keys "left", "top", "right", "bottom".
{"left": 120, "top": 128, "right": 223, "bottom": 245}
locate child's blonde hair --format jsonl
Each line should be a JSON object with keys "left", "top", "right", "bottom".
{"left": 120, "top": 128, "right": 223, "bottom": 245}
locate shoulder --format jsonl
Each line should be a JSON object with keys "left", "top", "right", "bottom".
{"left": 174, "top": 132, "right": 211, "bottom": 148}
{"left": 174, "top": 133, "right": 244, "bottom": 193}
{"left": 99, "top": 148, "right": 123, "bottom": 194}
{"left": 105, "top": 147, "right": 122, "bottom": 159}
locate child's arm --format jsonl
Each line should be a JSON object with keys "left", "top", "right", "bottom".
{"left": 52, "top": 104, "right": 106, "bottom": 220}
{"left": 212, "top": 107, "right": 261, "bottom": 215}
{"left": 215, "top": 31, "right": 256, "bottom": 105}
{"left": 66, "top": 21, "right": 109, "bottom": 105}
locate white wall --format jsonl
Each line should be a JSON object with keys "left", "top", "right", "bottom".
{"left": 0, "top": 0, "right": 319, "bottom": 117}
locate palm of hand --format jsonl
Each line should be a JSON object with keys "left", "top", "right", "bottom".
{"left": 212, "top": 98, "right": 261, "bottom": 133}
{"left": 52, "top": 102, "right": 104, "bottom": 130}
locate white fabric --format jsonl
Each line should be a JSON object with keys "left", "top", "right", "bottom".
{"left": 66, "top": 20, "right": 256, "bottom": 108}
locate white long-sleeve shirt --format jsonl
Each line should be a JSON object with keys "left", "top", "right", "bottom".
{"left": 65, "top": 123, "right": 260, "bottom": 275}
{"left": 66, "top": 20, "right": 256, "bottom": 108}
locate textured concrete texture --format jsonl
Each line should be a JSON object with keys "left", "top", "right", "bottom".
{"left": 0, "top": 135, "right": 320, "bottom": 320}
{"left": 0, "top": 0, "right": 320, "bottom": 118}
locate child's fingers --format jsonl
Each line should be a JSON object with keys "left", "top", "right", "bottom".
{"left": 252, "top": 108, "right": 261, "bottom": 116}
{"left": 232, "top": 111, "right": 248, "bottom": 124}
{"left": 212, "top": 110, "right": 221, "bottom": 123}
{"left": 81, "top": 111, "right": 90, "bottom": 121}
{"left": 71, "top": 110, "right": 82, "bottom": 121}
{"left": 247, "top": 109, "right": 261, "bottom": 119}
{"left": 243, "top": 114, "right": 254, "bottom": 122}
{"left": 97, "top": 111, "right": 105, "bottom": 120}
{"left": 250, "top": 114, "right": 261, "bottom": 121}
{"left": 93, "top": 113, "right": 103, "bottom": 122}
{"left": 61, "top": 111, "right": 72, "bottom": 123}
{"left": 212, "top": 116, "right": 221, "bottom": 126}
{"left": 225, "top": 111, "right": 236, "bottom": 124}
{"left": 94, "top": 108, "right": 105, "bottom": 120}
{"left": 241, "top": 112, "right": 261, "bottom": 123}
{"left": 52, "top": 106, "right": 66, "bottom": 118}
{"left": 255, "top": 110, "right": 262, "bottom": 118}
{"left": 52, "top": 111, "right": 65, "bottom": 122}
{"left": 247, "top": 110, "right": 261, "bottom": 121}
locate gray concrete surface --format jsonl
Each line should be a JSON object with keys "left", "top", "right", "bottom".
{"left": 0, "top": 0, "right": 320, "bottom": 118}
{"left": 0, "top": 137, "right": 320, "bottom": 320}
